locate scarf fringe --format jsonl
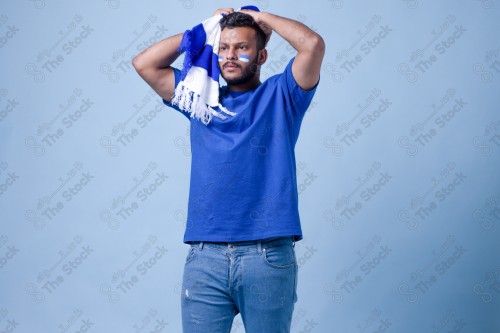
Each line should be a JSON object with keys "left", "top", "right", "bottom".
{"left": 218, "top": 103, "right": 237, "bottom": 116}
{"left": 172, "top": 83, "right": 235, "bottom": 125}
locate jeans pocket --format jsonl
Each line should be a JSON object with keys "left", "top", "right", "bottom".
{"left": 262, "top": 244, "right": 296, "bottom": 269}
{"left": 185, "top": 246, "right": 197, "bottom": 265}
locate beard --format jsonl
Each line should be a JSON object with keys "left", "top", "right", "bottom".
{"left": 221, "top": 55, "right": 259, "bottom": 85}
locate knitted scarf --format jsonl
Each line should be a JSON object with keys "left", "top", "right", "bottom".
{"left": 170, "top": 5, "right": 260, "bottom": 125}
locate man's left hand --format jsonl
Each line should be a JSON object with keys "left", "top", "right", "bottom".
{"left": 238, "top": 9, "right": 272, "bottom": 46}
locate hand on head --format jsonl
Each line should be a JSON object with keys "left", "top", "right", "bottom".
{"left": 237, "top": 9, "right": 272, "bottom": 46}
{"left": 213, "top": 7, "right": 272, "bottom": 46}
{"left": 213, "top": 8, "right": 234, "bottom": 16}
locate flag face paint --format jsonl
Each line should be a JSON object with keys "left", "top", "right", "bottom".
{"left": 238, "top": 54, "right": 250, "bottom": 62}
{"left": 218, "top": 55, "right": 224, "bottom": 62}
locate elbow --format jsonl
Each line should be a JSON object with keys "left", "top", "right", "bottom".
{"left": 311, "top": 35, "right": 326, "bottom": 55}
{"left": 300, "top": 34, "right": 325, "bottom": 57}
{"left": 132, "top": 55, "right": 145, "bottom": 73}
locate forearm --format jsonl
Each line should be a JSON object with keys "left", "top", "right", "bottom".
{"left": 132, "top": 33, "right": 183, "bottom": 71}
{"left": 260, "top": 12, "right": 324, "bottom": 52}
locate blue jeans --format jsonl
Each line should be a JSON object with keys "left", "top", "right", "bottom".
{"left": 181, "top": 236, "right": 298, "bottom": 333}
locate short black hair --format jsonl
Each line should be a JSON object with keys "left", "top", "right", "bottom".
{"left": 220, "top": 12, "right": 266, "bottom": 50}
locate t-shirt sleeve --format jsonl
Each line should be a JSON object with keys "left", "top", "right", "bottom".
{"left": 279, "top": 56, "right": 319, "bottom": 122}
{"left": 162, "top": 66, "right": 191, "bottom": 121}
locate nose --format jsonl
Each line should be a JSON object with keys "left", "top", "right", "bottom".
{"left": 224, "top": 46, "right": 238, "bottom": 60}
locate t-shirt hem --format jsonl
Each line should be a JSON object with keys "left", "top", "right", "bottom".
{"left": 183, "top": 229, "right": 303, "bottom": 244}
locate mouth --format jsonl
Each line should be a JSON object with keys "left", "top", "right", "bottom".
{"left": 224, "top": 63, "right": 240, "bottom": 70}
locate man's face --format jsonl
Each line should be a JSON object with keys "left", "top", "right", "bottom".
{"left": 218, "top": 27, "right": 261, "bottom": 85}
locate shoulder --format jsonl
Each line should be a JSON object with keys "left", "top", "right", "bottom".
{"left": 265, "top": 56, "right": 319, "bottom": 93}
{"left": 261, "top": 57, "right": 295, "bottom": 85}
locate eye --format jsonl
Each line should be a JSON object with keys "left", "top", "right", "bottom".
{"left": 239, "top": 46, "right": 246, "bottom": 49}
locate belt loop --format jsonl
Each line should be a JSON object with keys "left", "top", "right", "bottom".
{"left": 199, "top": 241, "right": 204, "bottom": 250}
{"left": 292, "top": 237, "right": 295, "bottom": 248}
{"left": 257, "top": 240, "right": 262, "bottom": 254}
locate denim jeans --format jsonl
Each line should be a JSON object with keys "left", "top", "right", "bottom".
{"left": 180, "top": 236, "right": 298, "bottom": 333}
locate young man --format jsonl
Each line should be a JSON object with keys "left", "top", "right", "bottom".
{"left": 133, "top": 7, "right": 325, "bottom": 333}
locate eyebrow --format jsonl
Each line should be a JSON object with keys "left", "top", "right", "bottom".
{"left": 219, "top": 42, "right": 248, "bottom": 46}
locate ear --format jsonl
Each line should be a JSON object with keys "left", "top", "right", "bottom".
{"left": 257, "top": 48, "right": 267, "bottom": 65}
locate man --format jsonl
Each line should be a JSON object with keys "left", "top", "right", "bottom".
{"left": 133, "top": 7, "right": 325, "bottom": 333}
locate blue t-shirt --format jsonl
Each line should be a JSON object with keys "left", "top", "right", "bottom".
{"left": 163, "top": 56, "right": 319, "bottom": 244}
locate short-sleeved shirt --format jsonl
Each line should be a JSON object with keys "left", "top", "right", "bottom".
{"left": 163, "top": 56, "right": 319, "bottom": 244}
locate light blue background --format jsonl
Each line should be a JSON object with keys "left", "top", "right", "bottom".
{"left": 1, "top": 0, "right": 499, "bottom": 332}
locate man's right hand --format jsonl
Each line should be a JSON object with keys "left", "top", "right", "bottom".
{"left": 213, "top": 8, "right": 234, "bottom": 16}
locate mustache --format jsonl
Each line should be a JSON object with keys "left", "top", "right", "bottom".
{"left": 223, "top": 62, "right": 240, "bottom": 69}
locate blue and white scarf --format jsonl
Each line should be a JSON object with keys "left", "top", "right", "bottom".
{"left": 170, "top": 5, "right": 260, "bottom": 125}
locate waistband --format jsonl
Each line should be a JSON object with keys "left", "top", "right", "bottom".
{"left": 190, "top": 236, "right": 295, "bottom": 250}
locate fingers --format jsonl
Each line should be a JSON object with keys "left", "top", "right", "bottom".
{"left": 257, "top": 23, "right": 272, "bottom": 43}
{"left": 215, "top": 8, "right": 234, "bottom": 16}
{"left": 265, "top": 32, "right": 272, "bottom": 45}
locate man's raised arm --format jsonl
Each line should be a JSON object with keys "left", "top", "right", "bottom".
{"left": 132, "top": 33, "right": 183, "bottom": 102}
{"left": 239, "top": 9, "right": 325, "bottom": 91}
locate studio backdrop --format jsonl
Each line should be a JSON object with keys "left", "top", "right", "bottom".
{"left": 1, "top": 0, "right": 499, "bottom": 332}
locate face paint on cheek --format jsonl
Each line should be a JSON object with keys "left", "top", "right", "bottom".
{"left": 238, "top": 54, "right": 250, "bottom": 63}
{"left": 218, "top": 55, "right": 224, "bottom": 62}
